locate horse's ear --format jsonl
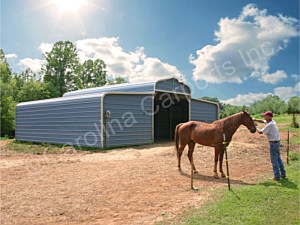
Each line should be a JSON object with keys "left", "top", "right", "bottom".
{"left": 243, "top": 109, "right": 249, "bottom": 114}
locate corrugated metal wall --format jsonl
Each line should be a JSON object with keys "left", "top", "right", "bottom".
{"left": 191, "top": 99, "right": 219, "bottom": 123}
{"left": 103, "top": 94, "right": 153, "bottom": 148}
{"left": 155, "top": 78, "right": 190, "bottom": 94}
{"left": 16, "top": 94, "right": 103, "bottom": 148}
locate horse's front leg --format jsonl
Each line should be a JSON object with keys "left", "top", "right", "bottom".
{"left": 213, "top": 148, "right": 219, "bottom": 178}
{"left": 219, "top": 150, "right": 226, "bottom": 178}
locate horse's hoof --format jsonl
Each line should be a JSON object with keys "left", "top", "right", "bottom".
{"left": 193, "top": 170, "right": 199, "bottom": 174}
{"left": 192, "top": 186, "right": 199, "bottom": 191}
{"left": 214, "top": 174, "right": 219, "bottom": 179}
{"left": 221, "top": 173, "right": 226, "bottom": 178}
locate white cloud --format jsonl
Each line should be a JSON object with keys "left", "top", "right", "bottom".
{"left": 223, "top": 82, "right": 300, "bottom": 105}
{"left": 19, "top": 58, "right": 43, "bottom": 72}
{"left": 221, "top": 92, "right": 271, "bottom": 106}
{"left": 190, "top": 4, "right": 298, "bottom": 84}
{"left": 16, "top": 37, "right": 184, "bottom": 81}
{"left": 76, "top": 37, "right": 184, "bottom": 82}
{"left": 274, "top": 82, "right": 300, "bottom": 101}
{"left": 39, "top": 42, "right": 53, "bottom": 54}
{"left": 259, "top": 70, "right": 287, "bottom": 84}
{"left": 17, "top": 42, "right": 52, "bottom": 73}
{"left": 5, "top": 53, "right": 18, "bottom": 59}
{"left": 295, "top": 82, "right": 300, "bottom": 93}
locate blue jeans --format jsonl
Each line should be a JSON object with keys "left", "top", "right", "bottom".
{"left": 269, "top": 141, "right": 286, "bottom": 179}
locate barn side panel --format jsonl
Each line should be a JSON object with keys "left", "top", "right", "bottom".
{"left": 16, "top": 94, "right": 102, "bottom": 148}
{"left": 103, "top": 94, "right": 153, "bottom": 148}
{"left": 191, "top": 99, "right": 219, "bottom": 123}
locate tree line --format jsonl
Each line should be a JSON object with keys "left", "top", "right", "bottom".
{"left": 0, "top": 41, "right": 126, "bottom": 137}
{"left": 201, "top": 95, "right": 300, "bottom": 127}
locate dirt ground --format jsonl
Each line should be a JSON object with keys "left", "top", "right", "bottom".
{"left": 0, "top": 128, "right": 293, "bottom": 225}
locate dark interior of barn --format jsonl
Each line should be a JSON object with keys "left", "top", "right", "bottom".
{"left": 154, "top": 92, "right": 189, "bottom": 141}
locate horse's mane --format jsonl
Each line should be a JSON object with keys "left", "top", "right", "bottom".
{"left": 213, "top": 112, "right": 243, "bottom": 125}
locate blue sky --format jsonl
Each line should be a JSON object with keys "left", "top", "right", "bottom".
{"left": 1, "top": 0, "right": 299, "bottom": 105}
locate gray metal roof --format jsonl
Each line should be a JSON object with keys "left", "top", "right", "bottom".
{"left": 17, "top": 93, "right": 104, "bottom": 107}
{"left": 63, "top": 77, "right": 190, "bottom": 97}
{"left": 17, "top": 78, "right": 191, "bottom": 107}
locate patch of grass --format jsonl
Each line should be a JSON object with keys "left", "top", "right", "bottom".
{"left": 3, "top": 140, "right": 138, "bottom": 154}
{"left": 164, "top": 154, "right": 299, "bottom": 225}
{"left": 290, "top": 133, "right": 300, "bottom": 145}
{"left": 252, "top": 114, "right": 300, "bottom": 128}
{"left": 4, "top": 140, "right": 102, "bottom": 154}
{"left": 274, "top": 114, "right": 300, "bottom": 125}
{"left": 289, "top": 152, "right": 299, "bottom": 161}
{"left": 5, "top": 141, "right": 65, "bottom": 154}
{"left": 0, "top": 136, "right": 11, "bottom": 141}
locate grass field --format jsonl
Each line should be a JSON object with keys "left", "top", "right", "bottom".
{"left": 164, "top": 154, "right": 299, "bottom": 225}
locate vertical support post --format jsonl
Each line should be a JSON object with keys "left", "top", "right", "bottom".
{"left": 223, "top": 133, "right": 231, "bottom": 190}
{"left": 287, "top": 129, "right": 290, "bottom": 165}
{"left": 191, "top": 156, "right": 194, "bottom": 190}
{"left": 169, "top": 107, "right": 172, "bottom": 140}
{"left": 105, "top": 118, "right": 109, "bottom": 148}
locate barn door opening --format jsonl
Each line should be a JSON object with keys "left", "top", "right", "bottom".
{"left": 154, "top": 92, "right": 189, "bottom": 141}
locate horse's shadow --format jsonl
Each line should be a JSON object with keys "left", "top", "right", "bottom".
{"left": 179, "top": 170, "right": 254, "bottom": 186}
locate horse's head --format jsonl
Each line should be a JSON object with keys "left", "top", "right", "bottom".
{"left": 241, "top": 110, "right": 256, "bottom": 133}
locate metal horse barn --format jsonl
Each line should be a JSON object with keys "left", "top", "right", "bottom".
{"left": 16, "top": 78, "right": 219, "bottom": 148}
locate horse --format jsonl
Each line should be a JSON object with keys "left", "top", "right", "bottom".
{"left": 174, "top": 110, "right": 256, "bottom": 189}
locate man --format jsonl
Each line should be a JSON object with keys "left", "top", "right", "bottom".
{"left": 253, "top": 111, "right": 286, "bottom": 181}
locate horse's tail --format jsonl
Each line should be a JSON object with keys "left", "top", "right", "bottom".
{"left": 175, "top": 123, "right": 182, "bottom": 155}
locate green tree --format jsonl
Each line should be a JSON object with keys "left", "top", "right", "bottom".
{"left": 0, "top": 49, "right": 16, "bottom": 137}
{"left": 17, "top": 80, "right": 49, "bottom": 102}
{"left": 0, "top": 90, "right": 16, "bottom": 137}
{"left": 13, "top": 68, "right": 37, "bottom": 99}
{"left": 107, "top": 76, "right": 127, "bottom": 85}
{"left": 0, "top": 49, "right": 12, "bottom": 83}
{"left": 77, "top": 59, "right": 107, "bottom": 88}
{"left": 250, "top": 95, "right": 287, "bottom": 115}
{"left": 18, "top": 68, "right": 36, "bottom": 82}
{"left": 220, "top": 104, "right": 244, "bottom": 118}
{"left": 42, "top": 41, "right": 80, "bottom": 97}
{"left": 287, "top": 96, "right": 300, "bottom": 128}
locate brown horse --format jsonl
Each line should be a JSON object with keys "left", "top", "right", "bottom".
{"left": 175, "top": 111, "right": 256, "bottom": 188}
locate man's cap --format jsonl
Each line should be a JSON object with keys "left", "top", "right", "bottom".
{"left": 262, "top": 111, "right": 273, "bottom": 117}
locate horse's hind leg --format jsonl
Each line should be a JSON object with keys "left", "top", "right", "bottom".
{"left": 213, "top": 147, "right": 220, "bottom": 178}
{"left": 177, "top": 143, "right": 186, "bottom": 171}
{"left": 187, "top": 141, "right": 198, "bottom": 174}
{"left": 219, "top": 150, "right": 226, "bottom": 178}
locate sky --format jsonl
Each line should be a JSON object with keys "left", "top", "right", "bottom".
{"left": 1, "top": 0, "right": 299, "bottom": 105}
